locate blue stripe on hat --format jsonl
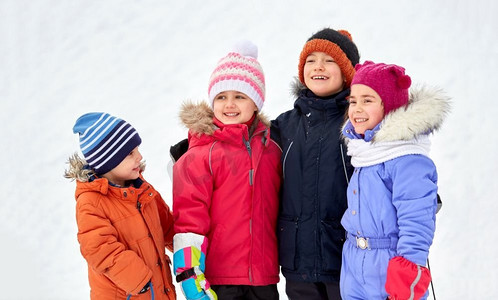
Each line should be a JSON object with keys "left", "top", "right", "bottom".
{"left": 94, "top": 131, "right": 139, "bottom": 169}
{"left": 84, "top": 121, "right": 127, "bottom": 160}
{"left": 86, "top": 122, "right": 134, "bottom": 165}
{"left": 79, "top": 114, "right": 121, "bottom": 154}
{"left": 73, "top": 112, "right": 142, "bottom": 175}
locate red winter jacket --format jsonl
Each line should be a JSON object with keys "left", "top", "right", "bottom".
{"left": 173, "top": 102, "right": 282, "bottom": 286}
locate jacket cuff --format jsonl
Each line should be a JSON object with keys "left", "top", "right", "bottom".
{"left": 173, "top": 232, "right": 208, "bottom": 253}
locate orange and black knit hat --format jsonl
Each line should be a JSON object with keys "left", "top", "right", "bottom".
{"left": 298, "top": 28, "right": 360, "bottom": 88}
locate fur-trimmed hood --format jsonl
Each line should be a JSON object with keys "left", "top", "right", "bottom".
{"left": 179, "top": 101, "right": 271, "bottom": 136}
{"left": 291, "top": 77, "right": 306, "bottom": 97}
{"left": 373, "top": 85, "right": 451, "bottom": 142}
{"left": 344, "top": 85, "right": 451, "bottom": 143}
{"left": 64, "top": 154, "right": 145, "bottom": 182}
{"left": 64, "top": 154, "right": 96, "bottom": 182}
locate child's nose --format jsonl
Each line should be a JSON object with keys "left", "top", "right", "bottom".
{"left": 314, "top": 61, "right": 324, "bottom": 70}
{"left": 226, "top": 98, "right": 236, "bottom": 107}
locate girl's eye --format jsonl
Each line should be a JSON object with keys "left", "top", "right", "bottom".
{"left": 216, "top": 95, "right": 226, "bottom": 100}
{"left": 306, "top": 59, "right": 315, "bottom": 63}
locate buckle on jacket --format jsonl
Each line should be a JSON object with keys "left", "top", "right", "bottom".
{"left": 356, "top": 237, "right": 370, "bottom": 250}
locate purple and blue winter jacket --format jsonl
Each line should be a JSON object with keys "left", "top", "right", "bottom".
{"left": 340, "top": 86, "right": 450, "bottom": 299}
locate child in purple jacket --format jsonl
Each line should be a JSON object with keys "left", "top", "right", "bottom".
{"left": 340, "top": 61, "right": 450, "bottom": 299}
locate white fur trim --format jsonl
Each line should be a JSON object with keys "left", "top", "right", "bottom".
{"left": 374, "top": 85, "right": 451, "bottom": 142}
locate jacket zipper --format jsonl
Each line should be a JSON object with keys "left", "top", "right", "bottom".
{"left": 314, "top": 110, "right": 326, "bottom": 280}
{"left": 244, "top": 126, "right": 268, "bottom": 283}
{"left": 242, "top": 129, "right": 263, "bottom": 284}
{"left": 135, "top": 186, "right": 169, "bottom": 290}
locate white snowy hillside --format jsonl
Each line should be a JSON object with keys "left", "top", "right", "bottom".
{"left": 1, "top": 0, "right": 496, "bottom": 299}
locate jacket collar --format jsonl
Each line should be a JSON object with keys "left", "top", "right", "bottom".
{"left": 75, "top": 176, "right": 152, "bottom": 203}
{"left": 180, "top": 101, "right": 271, "bottom": 148}
{"left": 291, "top": 77, "right": 349, "bottom": 114}
{"left": 294, "top": 88, "right": 349, "bottom": 115}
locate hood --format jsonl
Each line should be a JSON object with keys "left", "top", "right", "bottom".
{"left": 64, "top": 153, "right": 145, "bottom": 182}
{"left": 64, "top": 154, "right": 95, "bottom": 182}
{"left": 373, "top": 85, "right": 451, "bottom": 142}
{"left": 343, "top": 85, "right": 451, "bottom": 143}
{"left": 290, "top": 77, "right": 350, "bottom": 113}
{"left": 290, "top": 77, "right": 349, "bottom": 99}
{"left": 291, "top": 77, "right": 306, "bottom": 98}
{"left": 179, "top": 101, "right": 271, "bottom": 136}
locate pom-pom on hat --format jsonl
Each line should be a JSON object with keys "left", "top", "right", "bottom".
{"left": 73, "top": 112, "right": 142, "bottom": 175}
{"left": 208, "top": 40, "right": 265, "bottom": 111}
{"left": 298, "top": 28, "right": 360, "bottom": 87}
{"left": 352, "top": 60, "right": 412, "bottom": 115}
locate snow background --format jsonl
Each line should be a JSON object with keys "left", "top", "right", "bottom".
{"left": 1, "top": 0, "right": 497, "bottom": 299}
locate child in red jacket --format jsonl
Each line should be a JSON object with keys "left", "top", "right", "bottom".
{"left": 172, "top": 40, "right": 282, "bottom": 300}
{"left": 65, "top": 112, "right": 176, "bottom": 300}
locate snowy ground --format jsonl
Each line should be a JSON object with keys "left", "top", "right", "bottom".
{"left": 1, "top": 0, "right": 497, "bottom": 299}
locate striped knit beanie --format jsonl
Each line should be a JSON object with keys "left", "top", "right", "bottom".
{"left": 298, "top": 28, "right": 360, "bottom": 88}
{"left": 72, "top": 112, "right": 142, "bottom": 175}
{"left": 352, "top": 61, "right": 412, "bottom": 115}
{"left": 208, "top": 40, "right": 265, "bottom": 111}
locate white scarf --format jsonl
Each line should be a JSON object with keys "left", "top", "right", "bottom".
{"left": 347, "top": 135, "right": 431, "bottom": 167}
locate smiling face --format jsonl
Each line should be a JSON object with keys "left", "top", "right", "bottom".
{"left": 102, "top": 146, "right": 143, "bottom": 186}
{"left": 303, "top": 51, "right": 345, "bottom": 97}
{"left": 213, "top": 90, "right": 257, "bottom": 125}
{"left": 348, "top": 84, "right": 385, "bottom": 135}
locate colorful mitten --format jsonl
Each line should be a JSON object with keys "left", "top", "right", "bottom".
{"left": 173, "top": 233, "right": 217, "bottom": 300}
{"left": 385, "top": 256, "right": 431, "bottom": 300}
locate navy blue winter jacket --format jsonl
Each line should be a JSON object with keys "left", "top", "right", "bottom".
{"left": 271, "top": 86, "right": 353, "bottom": 283}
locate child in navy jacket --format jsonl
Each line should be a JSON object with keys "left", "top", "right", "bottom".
{"left": 270, "top": 28, "right": 360, "bottom": 299}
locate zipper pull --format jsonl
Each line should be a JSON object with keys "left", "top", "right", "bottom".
{"left": 136, "top": 201, "right": 142, "bottom": 211}
{"left": 249, "top": 169, "right": 254, "bottom": 186}
{"left": 243, "top": 138, "right": 252, "bottom": 156}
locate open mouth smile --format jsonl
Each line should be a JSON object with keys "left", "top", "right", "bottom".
{"left": 311, "top": 75, "right": 329, "bottom": 80}
{"left": 354, "top": 118, "right": 368, "bottom": 123}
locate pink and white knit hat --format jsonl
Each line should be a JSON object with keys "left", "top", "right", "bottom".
{"left": 208, "top": 40, "right": 265, "bottom": 111}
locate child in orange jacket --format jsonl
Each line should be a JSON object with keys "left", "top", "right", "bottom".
{"left": 65, "top": 112, "right": 176, "bottom": 300}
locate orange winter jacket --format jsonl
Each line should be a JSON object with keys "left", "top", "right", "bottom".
{"left": 74, "top": 173, "right": 176, "bottom": 300}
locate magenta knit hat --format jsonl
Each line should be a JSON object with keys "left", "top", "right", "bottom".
{"left": 208, "top": 40, "right": 265, "bottom": 111}
{"left": 351, "top": 61, "right": 412, "bottom": 115}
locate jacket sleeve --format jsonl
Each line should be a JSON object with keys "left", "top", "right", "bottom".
{"left": 76, "top": 197, "right": 152, "bottom": 295}
{"left": 173, "top": 148, "right": 213, "bottom": 236}
{"left": 270, "top": 117, "right": 282, "bottom": 147}
{"left": 390, "top": 155, "right": 438, "bottom": 265}
{"left": 156, "top": 195, "right": 175, "bottom": 252}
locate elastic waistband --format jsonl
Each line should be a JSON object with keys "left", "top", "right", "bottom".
{"left": 346, "top": 232, "right": 398, "bottom": 250}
